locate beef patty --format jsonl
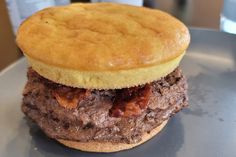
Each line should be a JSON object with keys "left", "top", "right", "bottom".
{"left": 22, "top": 68, "right": 188, "bottom": 144}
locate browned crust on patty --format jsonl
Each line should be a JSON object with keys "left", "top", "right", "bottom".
{"left": 57, "top": 120, "right": 168, "bottom": 152}
{"left": 22, "top": 67, "right": 188, "bottom": 144}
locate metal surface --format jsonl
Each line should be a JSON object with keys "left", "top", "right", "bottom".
{"left": 0, "top": 28, "right": 236, "bottom": 157}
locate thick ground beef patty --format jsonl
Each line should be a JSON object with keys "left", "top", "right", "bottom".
{"left": 22, "top": 68, "right": 188, "bottom": 144}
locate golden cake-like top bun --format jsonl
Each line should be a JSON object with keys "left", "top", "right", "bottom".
{"left": 16, "top": 3, "right": 190, "bottom": 89}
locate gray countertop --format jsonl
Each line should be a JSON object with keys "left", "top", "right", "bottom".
{"left": 0, "top": 28, "right": 236, "bottom": 157}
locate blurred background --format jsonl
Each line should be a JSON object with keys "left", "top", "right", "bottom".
{"left": 0, "top": 0, "right": 234, "bottom": 71}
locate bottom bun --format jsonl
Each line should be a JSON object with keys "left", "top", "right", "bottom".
{"left": 57, "top": 120, "right": 168, "bottom": 152}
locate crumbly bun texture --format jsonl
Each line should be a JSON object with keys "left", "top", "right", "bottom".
{"left": 17, "top": 3, "right": 190, "bottom": 89}
{"left": 57, "top": 120, "right": 168, "bottom": 152}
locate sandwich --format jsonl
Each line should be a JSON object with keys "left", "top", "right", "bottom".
{"left": 16, "top": 3, "right": 190, "bottom": 152}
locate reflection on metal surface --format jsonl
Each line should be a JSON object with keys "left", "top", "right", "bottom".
{"left": 186, "top": 52, "right": 234, "bottom": 66}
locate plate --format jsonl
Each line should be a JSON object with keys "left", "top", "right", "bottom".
{"left": 1, "top": 28, "right": 236, "bottom": 157}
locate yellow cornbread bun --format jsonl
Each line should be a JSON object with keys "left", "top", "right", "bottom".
{"left": 16, "top": 3, "right": 190, "bottom": 89}
{"left": 57, "top": 120, "right": 168, "bottom": 152}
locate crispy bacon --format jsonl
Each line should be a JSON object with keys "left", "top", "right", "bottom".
{"left": 52, "top": 84, "right": 152, "bottom": 117}
{"left": 53, "top": 92, "right": 79, "bottom": 109}
{"left": 52, "top": 88, "right": 86, "bottom": 109}
{"left": 110, "top": 85, "right": 152, "bottom": 117}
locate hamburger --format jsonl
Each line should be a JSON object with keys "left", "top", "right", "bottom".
{"left": 16, "top": 3, "right": 190, "bottom": 152}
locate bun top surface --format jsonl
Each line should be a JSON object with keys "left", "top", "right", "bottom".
{"left": 17, "top": 3, "right": 190, "bottom": 71}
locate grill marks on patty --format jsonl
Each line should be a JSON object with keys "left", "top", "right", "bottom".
{"left": 22, "top": 68, "right": 188, "bottom": 143}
